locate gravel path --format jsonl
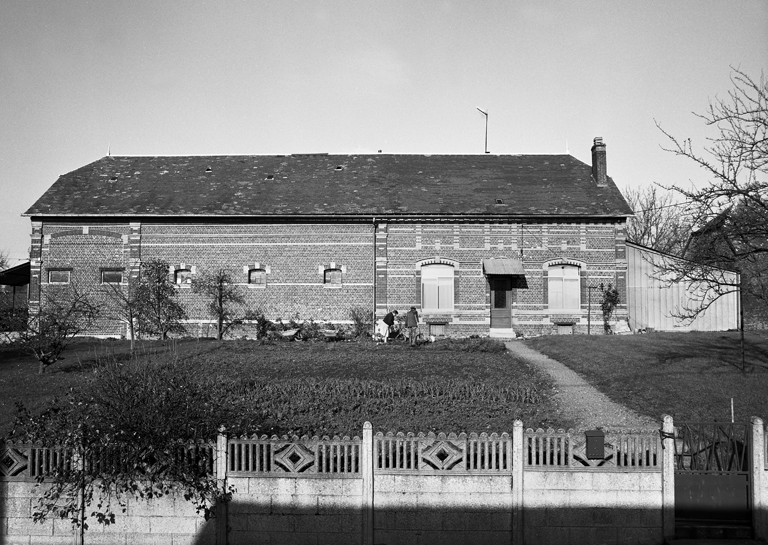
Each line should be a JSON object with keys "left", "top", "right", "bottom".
{"left": 505, "top": 340, "right": 658, "bottom": 431}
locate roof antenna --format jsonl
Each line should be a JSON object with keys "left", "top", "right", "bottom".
{"left": 476, "top": 107, "right": 489, "bottom": 154}
{"left": 107, "top": 141, "right": 111, "bottom": 157}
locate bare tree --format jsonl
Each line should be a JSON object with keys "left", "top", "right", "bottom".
{"left": 134, "top": 259, "right": 187, "bottom": 340}
{"left": 623, "top": 185, "right": 691, "bottom": 256}
{"left": 192, "top": 269, "right": 245, "bottom": 340}
{"left": 656, "top": 67, "right": 768, "bottom": 319}
{"left": 5, "top": 288, "right": 100, "bottom": 374}
{"left": 101, "top": 274, "right": 143, "bottom": 352}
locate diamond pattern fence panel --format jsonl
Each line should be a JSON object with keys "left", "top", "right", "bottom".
{"left": 524, "top": 428, "right": 661, "bottom": 469}
{"left": 228, "top": 434, "right": 362, "bottom": 476}
{"left": 375, "top": 431, "right": 514, "bottom": 473}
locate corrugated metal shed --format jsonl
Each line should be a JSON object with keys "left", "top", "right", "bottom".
{"left": 626, "top": 242, "right": 738, "bottom": 332}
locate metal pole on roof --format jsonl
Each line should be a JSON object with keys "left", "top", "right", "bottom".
{"left": 477, "top": 107, "right": 489, "bottom": 154}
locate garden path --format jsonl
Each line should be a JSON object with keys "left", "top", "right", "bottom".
{"left": 505, "top": 340, "right": 658, "bottom": 431}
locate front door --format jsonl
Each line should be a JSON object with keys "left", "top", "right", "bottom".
{"left": 489, "top": 277, "right": 512, "bottom": 329}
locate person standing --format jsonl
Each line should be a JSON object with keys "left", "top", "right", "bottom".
{"left": 382, "top": 309, "right": 398, "bottom": 343}
{"left": 405, "top": 306, "right": 419, "bottom": 346}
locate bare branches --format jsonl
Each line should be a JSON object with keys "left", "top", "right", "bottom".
{"left": 192, "top": 269, "right": 245, "bottom": 340}
{"left": 623, "top": 185, "right": 691, "bottom": 255}
{"left": 656, "top": 67, "right": 768, "bottom": 320}
{"left": 10, "top": 287, "right": 100, "bottom": 374}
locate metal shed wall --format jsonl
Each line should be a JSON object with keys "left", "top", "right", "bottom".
{"left": 626, "top": 242, "right": 738, "bottom": 332}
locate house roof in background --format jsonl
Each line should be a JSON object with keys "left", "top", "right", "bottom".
{"left": 0, "top": 262, "right": 30, "bottom": 286}
{"left": 24, "top": 154, "right": 632, "bottom": 219}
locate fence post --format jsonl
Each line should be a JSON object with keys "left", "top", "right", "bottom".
{"left": 216, "top": 426, "right": 228, "bottom": 545}
{"left": 512, "top": 420, "right": 524, "bottom": 545}
{"left": 751, "top": 417, "right": 765, "bottom": 540}
{"left": 362, "top": 421, "right": 374, "bottom": 545}
{"left": 661, "top": 414, "right": 675, "bottom": 542}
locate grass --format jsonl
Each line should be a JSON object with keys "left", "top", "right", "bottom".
{"left": 525, "top": 331, "right": 768, "bottom": 424}
{"left": 0, "top": 337, "right": 561, "bottom": 440}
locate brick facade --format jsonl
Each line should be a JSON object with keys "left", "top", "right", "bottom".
{"left": 31, "top": 218, "right": 628, "bottom": 338}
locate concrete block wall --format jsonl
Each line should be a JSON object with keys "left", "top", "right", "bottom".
{"left": 2, "top": 421, "right": 671, "bottom": 545}
{"left": 226, "top": 476, "right": 362, "bottom": 545}
{"left": 373, "top": 474, "right": 513, "bottom": 545}
{"left": 0, "top": 480, "right": 214, "bottom": 545}
{"left": 523, "top": 470, "right": 663, "bottom": 545}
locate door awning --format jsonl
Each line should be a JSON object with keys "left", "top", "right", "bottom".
{"left": 482, "top": 258, "right": 525, "bottom": 276}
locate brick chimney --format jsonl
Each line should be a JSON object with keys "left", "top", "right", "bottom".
{"left": 591, "top": 137, "right": 607, "bottom": 187}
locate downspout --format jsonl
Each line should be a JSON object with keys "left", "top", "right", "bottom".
{"left": 372, "top": 217, "right": 377, "bottom": 335}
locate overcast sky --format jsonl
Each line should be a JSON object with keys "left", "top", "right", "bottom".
{"left": 1, "top": 0, "right": 766, "bottom": 266}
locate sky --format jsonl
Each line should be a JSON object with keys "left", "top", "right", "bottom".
{"left": 1, "top": 0, "right": 766, "bottom": 267}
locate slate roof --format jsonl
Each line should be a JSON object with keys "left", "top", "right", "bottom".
{"left": 24, "top": 154, "right": 632, "bottom": 218}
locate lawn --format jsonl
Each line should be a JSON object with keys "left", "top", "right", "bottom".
{"left": 0, "top": 337, "right": 562, "bottom": 441}
{"left": 525, "top": 330, "right": 768, "bottom": 424}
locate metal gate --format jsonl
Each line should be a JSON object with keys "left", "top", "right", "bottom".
{"left": 673, "top": 422, "right": 751, "bottom": 524}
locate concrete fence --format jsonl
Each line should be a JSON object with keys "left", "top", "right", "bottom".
{"left": 1, "top": 417, "right": 767, "bottom": 545}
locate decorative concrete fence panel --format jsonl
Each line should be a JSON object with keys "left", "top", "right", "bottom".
{"left": 226, "top": 433, "right": 363, "bottom": 545}
{"left": 523, "top": 428, "right": 663, "bottom": 545}
{"left": 10, "top": 418, "right": 768, "bottom": 545}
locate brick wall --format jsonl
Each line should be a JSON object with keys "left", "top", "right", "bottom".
{"left": 33, "top": 219, "right": 627, "bottom": 337}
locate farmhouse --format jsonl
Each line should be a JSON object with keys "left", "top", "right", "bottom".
{"left": 24, "top": 137, "right": 633, "bottom": 338}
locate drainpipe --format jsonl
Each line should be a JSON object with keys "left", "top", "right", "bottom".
{"left": 372, "top": 217, "right": 377, "bottom": 335}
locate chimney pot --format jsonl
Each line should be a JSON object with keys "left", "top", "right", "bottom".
{"left": 591, "top": 137, "right": 607, "bottom": 187}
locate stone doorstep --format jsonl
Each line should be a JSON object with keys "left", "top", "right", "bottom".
{"left": 489, "top": 328, "right": 516, "bottom": 339}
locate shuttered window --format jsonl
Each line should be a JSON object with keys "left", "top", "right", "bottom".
{"left": 548, "top": 265, "right": 580, "bottom": 310}
{"left": 421, "top": 264, "right": 454, "bottom": 311}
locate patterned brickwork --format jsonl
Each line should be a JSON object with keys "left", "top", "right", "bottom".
{"left": 31, "top": 219, "right": 627, "bottom": 337}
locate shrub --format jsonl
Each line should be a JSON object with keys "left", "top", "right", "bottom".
{"left": 424, "top": 337, "right": 507, "bottom": 353}
{"left": 349, "top": 307, "right": 372, "bottom": 338}
{"left": 243, "top": 309, "right": 274, "bottom": 340}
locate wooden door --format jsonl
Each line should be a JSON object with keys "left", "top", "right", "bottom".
{"left": 489, "top": 277, "right": 513, "bottom": 329}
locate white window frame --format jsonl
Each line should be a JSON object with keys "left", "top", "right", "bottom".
{"left": 48, "top": 269, "right": 71, "bottom": 284}
{"left": 548, "top": 264, "right": 581, "bottom": 311}
{"left": 101, "top": 270, "right": 123, "bottom": 285}
{"left": 421, "top": 264, "right": 454, "bottom": 312}
{"left": 175, "top": 268, "right": 192, "bottom": 285}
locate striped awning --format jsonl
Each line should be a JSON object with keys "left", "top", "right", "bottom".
{"left": 482, "top": 258, "right": 525, "bottom": 276}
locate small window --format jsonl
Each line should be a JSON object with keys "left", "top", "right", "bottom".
{"left": 48, "top": 270, "right": 71, "bottom": 284}
{"left": 324, "top": 268, "right": 342, "bottom": 286}
{"left": 101, "top": 270, "right": 123, "bottom": 284}
{"left": 248, "top": 268, "right": 267, "bottom": 286}
{"left": 175, "top": 268, "right": 192, "bottom": 285}
{"left": 429, "top": 323, "right": 447, "bottom": 336}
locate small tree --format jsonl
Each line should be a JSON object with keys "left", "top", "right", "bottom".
{"left": 600, "top": 283, "right": 620, "bottom": 333}
{"left": 101, "top": 273, "right": 143, "bottom": 352}
{"left": 134, "top": 259, "right": 187, "bottom": 339}
{"left": 0, "top": 249, "right": 9, "bottom": 271}
{"left": 8, "top": 288, "right": 99, "bottom": 374}
{"left": 192, "top": 269, "right": 245, "bottom": 340}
